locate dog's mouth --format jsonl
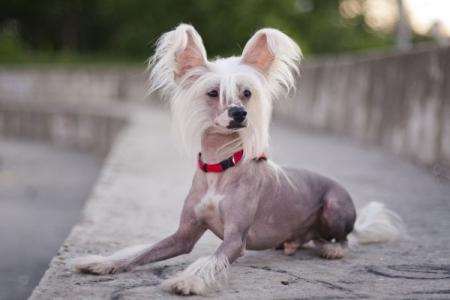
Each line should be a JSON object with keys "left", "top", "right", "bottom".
{"left": 227, "top": 121, "right": 247, "bottom": 130}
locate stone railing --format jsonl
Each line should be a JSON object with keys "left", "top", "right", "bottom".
{"left": 2, "top": 45, "right": 449, "bottom": 169}
{"left": 275, "top": 44, "right": 450, "bottom": 176}
{"left": 0, "top": 67, "right": 146, "bottom": 156}
{"left": 0, "top": 67, "right": 146, "bottom": 104}
{"left": 0, "top": 100, "right": 127, "bottom": 157}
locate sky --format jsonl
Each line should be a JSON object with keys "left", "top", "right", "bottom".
{"left": 405, "top": 0, "right": 450, "bottom": 35}
{"left": 340, "top": 0, "right": 450, "bottom": 36}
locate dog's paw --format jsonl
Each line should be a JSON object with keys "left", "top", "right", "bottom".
{"left": 71, "top": 255, "right": 128, "bottom": 275}
{"left": 283, "top": 241, "right": 300, "bottom": 256}
{"left": 319, "top": 243, "right": 345, "bottom": 259}
{"left": 162, "top": 272, "right": 206, "bottom": 295}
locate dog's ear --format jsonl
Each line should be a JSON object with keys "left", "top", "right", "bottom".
{"left": 241, "top": 31, "right": 274, "bottom": 74}
{"left": 241, "top": 29, "right": 302, "bottom": 95}
{"left": 173, "top": 26, "right": 207, "bottom": 79}
{"left": 148, "top": 24, "right": 207, "bottom": 96}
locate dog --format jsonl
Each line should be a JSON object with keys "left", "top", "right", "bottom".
{"left": 73, "top": 24, "right": 403, "bottom": 295}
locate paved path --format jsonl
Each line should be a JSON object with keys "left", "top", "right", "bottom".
{"left": 30, "top": 106, "right": 450, "bottom": 299}
{"left": 0, "top": 138, "right": 100, "bottom": 300}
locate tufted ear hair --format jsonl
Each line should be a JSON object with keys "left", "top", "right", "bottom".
{"left": 148, "top": 24, "right": 207, "bottom": 97}
{"left": 241, "top": 28, "right": 302, "bottom": 97}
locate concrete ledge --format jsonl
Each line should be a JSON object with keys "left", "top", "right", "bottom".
{"left": 28, "top": 105, "right": 450, "bottom": 299}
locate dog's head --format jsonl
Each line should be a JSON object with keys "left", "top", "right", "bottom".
{"left": 148, "top": 24, "right": 301, "bottom": 159}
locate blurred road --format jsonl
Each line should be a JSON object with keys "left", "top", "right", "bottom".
{"left": 30, "top": 106, "right": 450, "bottom": 299}
{"left": 0, "top": 138, "right": 100, "bottom": 300}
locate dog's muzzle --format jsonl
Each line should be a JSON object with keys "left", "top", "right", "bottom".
{"left": 227, "top": 106, "right": 247, "bottom": 129}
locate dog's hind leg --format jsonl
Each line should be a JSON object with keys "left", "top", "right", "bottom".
{"left": 314, "top": 185, "right": 356, "bottom": 259}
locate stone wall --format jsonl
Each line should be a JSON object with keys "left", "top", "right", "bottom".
{"left": 0, "top": 101, "right": 126, "bottom": 156}
{"left": 1, "top": 45, "right": 449, "bottom": 170}
{"left": 276, "top": 44, "right": 450, "bottom": 174}
{"left": 0, "top": 67, "right": 146, "bottom": 104}
{"left": 0, "top": 68, "right": 142, "bottom": 156}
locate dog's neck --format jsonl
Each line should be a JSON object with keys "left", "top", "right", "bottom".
{"left": 200, "top": 129, "right": 241, "bottom": 163}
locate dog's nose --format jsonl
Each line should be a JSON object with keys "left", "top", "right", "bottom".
{"left": 228, "top": 106, "right": 247, "bottom": 123}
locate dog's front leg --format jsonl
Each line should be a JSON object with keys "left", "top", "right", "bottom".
{"left": 73, "top": 190, "right": 206, "bottom": 275}
{"left": 73, "top": 227, "right": 204, "bottom": 275}
{"left": 162, "top": 229, "right": 246, "bottom": 295}
{"left": 163, "top": 193, "right": 255, "bottom": 295}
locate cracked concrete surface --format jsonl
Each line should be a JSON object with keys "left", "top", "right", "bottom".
{"left": 30, "top": 105, "right": 450, "bottom": 299}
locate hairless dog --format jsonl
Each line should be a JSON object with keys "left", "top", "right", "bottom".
{"left": 73, "top": 24, "right": 403, "bottom": 296}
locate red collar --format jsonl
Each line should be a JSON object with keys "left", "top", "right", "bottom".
{"left": 198, "top": 150, "right": 267, "bottom": 173}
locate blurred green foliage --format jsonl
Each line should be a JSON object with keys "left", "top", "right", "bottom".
{"left": 0, "top": 0, "right": 398, "bottom": 64}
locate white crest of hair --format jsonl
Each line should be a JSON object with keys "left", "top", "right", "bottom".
{"left": 348, "top": 201, "right": 405, "bottom": 246}
{"left": 170, "top": 75, "right": 213, "bottom": 156}
{"left": 147, "top": 24, "right": 302, "bottom": 160}
{"left": 241, "top": 81, "right": 272, "bottom": 161}
{"left": 162, "top": 254, "right": 229, "bottom": 295}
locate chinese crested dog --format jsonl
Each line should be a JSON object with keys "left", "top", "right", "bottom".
{"left": 73, "top": 24, "right": 403, "bottom": 295}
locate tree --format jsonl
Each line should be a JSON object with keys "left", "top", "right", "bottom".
{"left": 0, "top": 0, "right": 407, "bottom": 62}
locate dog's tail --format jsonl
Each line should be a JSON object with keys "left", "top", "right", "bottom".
{"left": 348, "top": 201, "right": 405, "bottom": 246}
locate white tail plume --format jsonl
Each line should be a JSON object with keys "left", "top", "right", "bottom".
{"left": 348, "top": 201, "right": 405, "bottom": 245}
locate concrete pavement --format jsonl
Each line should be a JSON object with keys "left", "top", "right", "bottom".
{"left": 30, "top": 105, "right": 450, "bottom": 299}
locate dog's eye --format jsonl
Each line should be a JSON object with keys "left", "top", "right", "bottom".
{"left": 243, "top": 89, "right": 252, "bottom": 99}
{"left": 207, "top": 90, "right": 219, "bottom": 98}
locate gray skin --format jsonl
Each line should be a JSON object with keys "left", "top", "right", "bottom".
{"left": 80, "top": 130, "right": 356, "bottom": 274}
